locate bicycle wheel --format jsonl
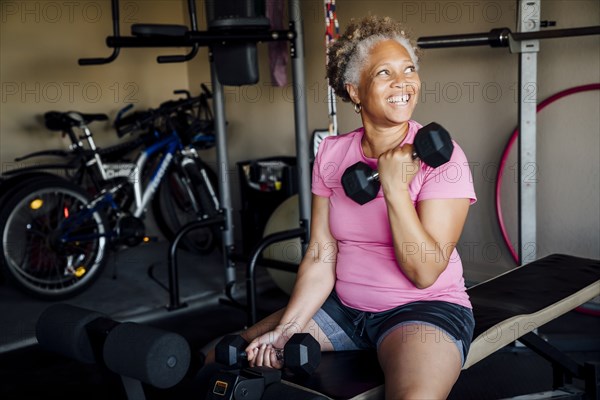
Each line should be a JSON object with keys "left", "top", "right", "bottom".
{"left": 0, "top": 178, "right": 109, "bottom": 299}
{"left": 152, "top": 158, "right": 221, "bottom": 254}
{"left": 0, "top": 173, "right": 63, "bottom": 284}
{"left": 0, "top": 171, "right": 59, "bottom": 199}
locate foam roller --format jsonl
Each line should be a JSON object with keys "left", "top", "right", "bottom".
{"left": 35, "top": 303, "right": 107, "bottom": 364}
{"left": 103, "top": 322, "right": 191, "bottom": 389}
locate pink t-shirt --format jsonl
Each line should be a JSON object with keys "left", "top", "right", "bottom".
{"left": 312, "top": 120, "right": 476, "bottom": 312}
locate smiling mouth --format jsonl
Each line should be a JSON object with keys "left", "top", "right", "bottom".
{"left": 387, "top": 94, "right": 410, "bottom": 105}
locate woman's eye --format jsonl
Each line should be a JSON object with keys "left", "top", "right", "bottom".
{"left": 404, "top": 66, "right": 416, "bottom": 73}
{"left": 376, "top": 69, "right": 390, "bottom": 76}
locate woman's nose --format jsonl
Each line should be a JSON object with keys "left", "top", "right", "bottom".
{"left": 391, "top": 78, "right": 419, "bottom": 94}
{"left": 390, "top": 75, "right": 405, "bottom": 88}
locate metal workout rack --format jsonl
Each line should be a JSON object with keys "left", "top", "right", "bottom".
{"left": 79, "top": 0, "right": 313, "bottom": 317}
{"left": 417, "top": 0, "right": 599, "bottom": 265}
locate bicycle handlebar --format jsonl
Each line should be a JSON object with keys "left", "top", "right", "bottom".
{"left": 113, "top": 110, "right": 155, "bottom": 137}
{"left": 115, "top": 104, "right": 134, "bottom": 123}
{"left": 113, "top": 89, "right": 213, "bottom": 139}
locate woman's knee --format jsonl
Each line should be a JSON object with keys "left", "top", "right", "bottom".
{"left": 377, "top": 324, "right": 462, "bottom": 399}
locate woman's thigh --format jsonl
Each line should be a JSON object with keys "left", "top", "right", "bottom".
{"left": 377, "top": 323, "right": 462, "bottom": 400}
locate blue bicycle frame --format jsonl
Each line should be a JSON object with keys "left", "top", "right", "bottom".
{"left": 132, "top": 131, "right": 182, "bottom": 218}
{"left": 59, "top": 129, "right": 186, "bottom": 244}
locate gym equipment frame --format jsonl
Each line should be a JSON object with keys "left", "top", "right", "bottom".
{"left": 78, "top": 1, "right": 599, "bottom": 398}
{"left": 417, "top": 0, "right": 599, "bottom": 264}
{"left": 79, "top": 0, "right": 313, "bottom": 312}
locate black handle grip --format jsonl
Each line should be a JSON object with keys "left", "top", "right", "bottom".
{"left": 78, "top": 48, "right": 120, "bottom": 65}
{"left": 417, "top": 28, "right": 511, "bottom": 49}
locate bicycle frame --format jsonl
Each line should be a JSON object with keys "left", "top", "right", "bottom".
{"left": 6, "top": 90, "right": 220, "bottom": 252}
{"left": 131, "top": 131, "right": 180, "bottom": 218}
{"left": 0, "top": 93, "right": 221, "bottom": 300}
{"left": 59, "top": 128, "right": 206, "bottom": 245}
{"left": 5, "top": 118, "right": 144, "bottom": 192}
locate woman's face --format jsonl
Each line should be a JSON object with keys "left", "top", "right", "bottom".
{"left": 347, "top": 39, "right": 421, "bottom": 129}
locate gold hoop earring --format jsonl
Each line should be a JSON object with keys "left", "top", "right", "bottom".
{"left": 354, "top": 103, "right": 362, "bottom": 113}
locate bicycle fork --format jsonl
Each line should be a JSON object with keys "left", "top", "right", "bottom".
{"left": 180, "top": 155, "right": 220, "bottom": 217}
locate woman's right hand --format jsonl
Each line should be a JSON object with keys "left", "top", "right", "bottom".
{"left": 245, "top": 322, "right": 303, "bottom": 369}
{"left": 245, "top": 329, "right": 287, "bottom": 369}
{"left": 378, "top": 143, "right": 420, "bottom": 195}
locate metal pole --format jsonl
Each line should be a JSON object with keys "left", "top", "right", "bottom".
{"left": 417, "top": 26, "right": 600, "bottom": 49}
{"left": 512, "top": 25, "right": 600, "bottom": 41}
{"left": 289, "top": 0, "right": 312, "bottom": 246}
{"left": 418, "top": 28, "right": 511, "bottom": 48}
{"left": 517, "top": 0, "right": 540, "bottom": 264}
{"left": 78, "top": 0, "right": 120, "bottom": 65}
{"left": 108, "top": 30, "right": 295, "bottom": 48}
{"left": 167, "top": 215, "right": 225, "bottom": 310}
{"left": 210, "top": 60, "right": 237, "bottom": 289}
{"left": 246, "top": 228, "right": 306, "bottom": 325}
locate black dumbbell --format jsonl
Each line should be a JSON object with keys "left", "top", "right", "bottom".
{"left": 215, "top": 333, "right": 321, "bottom": 376}
{"left": 341, "top": 122, "right": 454, "bottom": 205}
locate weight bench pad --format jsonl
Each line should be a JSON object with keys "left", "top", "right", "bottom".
{"left": 282, "top": 253, "right": 600, "bottom": 399}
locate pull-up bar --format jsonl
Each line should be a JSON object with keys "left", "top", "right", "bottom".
{"left": 104, "top": 29, "right": 296, "bottom": 49}
{"left": 79, "top": 0, "right": 298, "bottom": 65}
{"left": 79, "top": 0, "right": 120, "bottom": 65}
{"left": 418, "top": 25, "right": 600, "bottom": 49}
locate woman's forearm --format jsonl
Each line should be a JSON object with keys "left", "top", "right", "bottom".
{"left": 385, "top": 190, "right": 448, "bottom": 289}
{"left": 276, "top": 239, "right": 337, "bottom": 335}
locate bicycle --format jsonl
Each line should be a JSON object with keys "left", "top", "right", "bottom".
{"left": 0, "top": 89, "right": 222, "bottom": 299}
{"left": 0, "top": 110, "right": 143, "bottom": 202}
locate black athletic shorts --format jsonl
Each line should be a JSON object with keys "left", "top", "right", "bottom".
{"left": 313, "top": 291, "right": 475, "bottom": 366}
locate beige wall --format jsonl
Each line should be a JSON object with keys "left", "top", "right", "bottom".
{"left": 187, "top": 0, "right": 599, "bottom": 281}
{"left": 1, "top": 1, "right": 599, "bottom": 283}
{"left": 1, "top": 0, "right": 189, "bottom": 164}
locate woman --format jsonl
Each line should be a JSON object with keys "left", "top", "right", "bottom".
{"left": 211, "top": 15, "right": 476, "bottom": 399}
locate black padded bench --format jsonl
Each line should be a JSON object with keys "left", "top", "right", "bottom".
{"left": 279, "top": 254, "right": 600, "bottom": 399}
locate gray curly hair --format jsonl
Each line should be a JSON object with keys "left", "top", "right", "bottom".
{"left": 326, "top": 15, "right": 422, "bottom": 103}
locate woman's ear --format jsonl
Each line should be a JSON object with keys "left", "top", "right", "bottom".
{"left": 345, "top": 83, "right": 360, "bottom": 105}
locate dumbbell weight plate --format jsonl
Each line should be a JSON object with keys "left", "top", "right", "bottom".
{"left": 284, "top": 333, "right": 321, "bottom": 376}
{"left": 412, "top": 122, "right": 454, "bottom": 168}
{"left": 341, "top": 162, "right": 379, "bottom": 205}
{"left": 215, "top": 334, "right": 249, "bottom": 368}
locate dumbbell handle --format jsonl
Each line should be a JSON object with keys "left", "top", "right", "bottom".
{"left": 241, "top": 348, "right": 284, "bottom": 361}
{"left": 365, "top": 150, "right": 419, "bottom": 182}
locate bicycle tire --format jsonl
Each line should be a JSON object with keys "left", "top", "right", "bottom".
{"left": 0, "top": 173, "right": 66, "bottom": 282}
{"left": 0, "top": 171, "right": 61, "bottom": 199}
{"left": 151, "top": 158, "right": 221, "bottom": 254}
{"left": 0, "top": 178, "right": 109, "bottom": 299}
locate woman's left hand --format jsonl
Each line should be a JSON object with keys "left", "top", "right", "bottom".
{"left": 377, "top": 143, "right": 420, "bottom": 195}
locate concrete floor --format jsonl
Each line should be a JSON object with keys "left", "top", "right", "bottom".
{"left": 0, "top": 240, "right": 274, "bottom": 354}
{"left": 0, "top": 241, "right": 598, "bottom": 399}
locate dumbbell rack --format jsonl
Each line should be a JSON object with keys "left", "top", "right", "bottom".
{"left": 418, "top": 0, "right": 600, "bottom": 264}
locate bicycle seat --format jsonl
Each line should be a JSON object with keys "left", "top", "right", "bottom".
{"left": 45, "top": 111, "right": 108, "bottom": 131}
